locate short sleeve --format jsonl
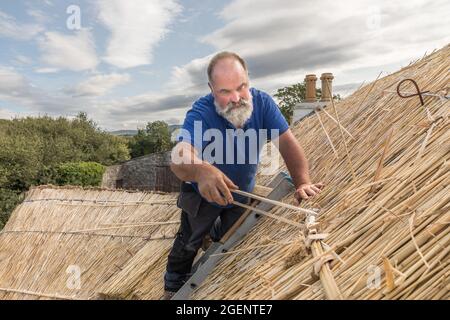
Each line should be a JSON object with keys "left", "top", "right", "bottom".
{"left": 261, "top": 92, "right": 289, "bottom": 140}
{"left": 176, "top": 106, "right": 210, "bottom": 153}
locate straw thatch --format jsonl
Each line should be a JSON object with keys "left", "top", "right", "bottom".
{"left": 189, "top": 44, "right": 449, "bottom": 300}
{"left": 0, "top": 185, "right": 180, "bottom": 300}
{"left": 0, "top": 44, "right": 448, "bottom": 300}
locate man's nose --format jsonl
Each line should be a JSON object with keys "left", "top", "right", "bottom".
{"left": 230, "top": 91, "right": 240, "bottom": 103}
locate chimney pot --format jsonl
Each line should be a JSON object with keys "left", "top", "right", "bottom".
{"left": 320, "top": 73, "right": 334, "bottom": 102}
{"left": 304, "top": 74, "right": 317, "bottom": 102}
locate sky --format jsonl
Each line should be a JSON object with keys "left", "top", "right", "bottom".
{"left": 0, "top": 0, "right": 449, "bottom": 130}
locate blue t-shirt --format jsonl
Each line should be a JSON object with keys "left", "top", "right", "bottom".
{"left": 177, "top": 87, "right": 289, "bottom": 206}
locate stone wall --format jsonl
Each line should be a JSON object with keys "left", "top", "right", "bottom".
{"left": 101, "top": 164, "right": 122, "bottom": 189}
{"left": 101, "top": 151, "right": 181, "bottom": 192}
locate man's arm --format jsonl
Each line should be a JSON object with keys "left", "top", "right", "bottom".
{"left": 170, "top": 142, "right": 237, "bottom": 206}
{"left": 277, "top": 129, "right": 324, "bottom": 202}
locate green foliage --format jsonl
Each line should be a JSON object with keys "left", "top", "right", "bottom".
{"left": 0, "top": 189, "right": 24, "bottom": 229}
{"left": 274, "top": 82, "right": 316, "bottom": 124}
{"left": 0, "top": 112, "right": 131, "bottom": 229}
{"left": 55, "top": 162, "right": 105, "bottom": 187}
{"left": 1, "top": 112, "right": 130, "bottom": 166}
{"left": 128, "top": 120, "right": 175, "bottom": 158}
{"left": 0, "top": 134, "right": 43, "bottom": 190}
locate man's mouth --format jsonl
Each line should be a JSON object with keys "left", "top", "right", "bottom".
{"left": 228, "top": 99, "right": 248, "bottom": 111}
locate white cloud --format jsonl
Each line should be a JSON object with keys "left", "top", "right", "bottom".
{"left": 0, "top": 107, "right": 17, "bottom": 119}
{"left": 65, "top": 73, "right": 131, "bottom": 97}
{"left": 97, "top": 0, "right": 182, "bottom": 68}
{"left": 0, "top": 66, "right": 78, "bottom": 115}
{"left": 169, "top": 55, "right": 211, "bottom": 92}
{"left": 0, "top": 10, "right": 44, "bottom": 40}
{"left": 34, "top": 67, "right": 59, "bottom": 74}
{"left": 91, "top": 96, "right": 189, "bottom": 129}
{"left": 0, "top": 66, "right": 178, "bottom": 129}
{"left": 0, "top": 66, "right": 184, "bottom": 129}
{"left": 0, "top": 67, "right": 28, "bottom": 92}
{"left": 38, "top": 29, "right": 99, "bottom": 71}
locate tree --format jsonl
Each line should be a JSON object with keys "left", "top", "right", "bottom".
{"left": 128, "top": 121, "right": 175, "bottom": 158}
{"left": 0, "top": 113, "right": 131, "bottom": 230}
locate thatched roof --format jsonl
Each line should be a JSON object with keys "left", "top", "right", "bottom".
{"left": 189, "top": 44, "right": 449, "bottom": 299}
{"left": 0, "top": 44, "right": 448, "bottom": 300}
{"left": 0, "top": 185, "right": 180, "bottom": 299}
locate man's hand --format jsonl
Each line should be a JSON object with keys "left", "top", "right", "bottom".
{"left": 169, "top": 142, "right": 238, "bottom": 206}
{"left": 196, "top": 163, "right": 238, "bottom": 206}
{"left": 294, "top": 182, "right": 324, "bottom": 203}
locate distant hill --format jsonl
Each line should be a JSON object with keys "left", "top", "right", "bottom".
{"left": 109, "top": 125, "right": 182, "bottom": 136}
{"left": 168, "top": 124, "right": 182, "bottom": 133}
{"left": 109, "top": 130, "right": 138, "bottom": 136}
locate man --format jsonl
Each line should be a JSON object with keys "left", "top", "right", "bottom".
{"left": 163, "top": 51, "right": 323, "bottom": 299}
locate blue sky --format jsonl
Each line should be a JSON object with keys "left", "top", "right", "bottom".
{"left": 0, "top": 0, "right": 449, "bottom": 130}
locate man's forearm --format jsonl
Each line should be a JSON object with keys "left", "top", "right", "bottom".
{"left": 171, "top": 161, "right": 208, "bottom": 182}
{"left": 170, "top": 142, "right": 208, "bottom": 182}
{"left": 278, "top": 130, "right": 312, "bottom": 188}
{"left": 286, "top": 146, "right": 311, "bottom": 188}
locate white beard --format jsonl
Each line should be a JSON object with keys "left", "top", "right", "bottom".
{"left": 214, "top": 95, "right": 253, "bottom": 128}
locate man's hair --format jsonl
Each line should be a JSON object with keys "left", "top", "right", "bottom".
{"left": 207, "top": 51, "right": 248, "bottom": 83}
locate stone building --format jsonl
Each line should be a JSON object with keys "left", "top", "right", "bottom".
{"left": 101, "top": 151, "right": 180, "bottom": 192}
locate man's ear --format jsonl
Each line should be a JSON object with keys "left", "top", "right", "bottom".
{"left": 208, "top": 82, "right": 213, "bottom": 92}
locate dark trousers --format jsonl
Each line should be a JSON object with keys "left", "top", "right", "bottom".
{"left": 164, "top": 183, "right": 246, "bottom": 292}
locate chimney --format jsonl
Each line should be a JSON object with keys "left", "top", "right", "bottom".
{"left": 304, "top": 74, "right": 317, "bottom": 102}
{"left": 320, "top": 73, "right": 334, "bottom": 102}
